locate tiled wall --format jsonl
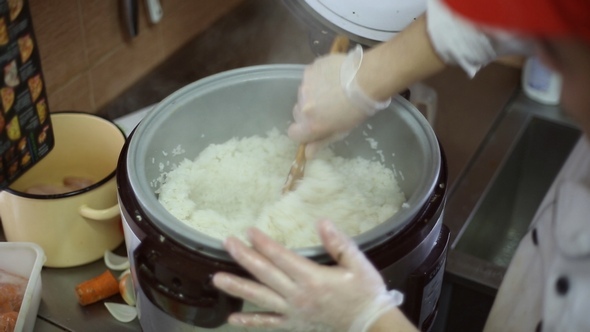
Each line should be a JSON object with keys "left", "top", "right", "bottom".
{"left": 28, "top": 0, "right": 243, "bottom": 114}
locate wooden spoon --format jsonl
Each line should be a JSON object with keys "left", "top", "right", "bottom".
{"left": 282, "top": 35, "right": 350, "bottom": 194}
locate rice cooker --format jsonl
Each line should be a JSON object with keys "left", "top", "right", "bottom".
{"left": 117, "top": 65, "right": 449, "bottom": 331}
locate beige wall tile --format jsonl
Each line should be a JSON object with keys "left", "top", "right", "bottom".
{"left": 29, "top": 0, "right": 88, "bottom": 92}
{"left": 79, "top": 0, "right": 125, "bottom": 65}
{"left": 28, "top": 0, "right": 244, "bottom": 113}
{"left": 159, "top": 0, "right": 242, "bottom": 52}
{"left": 89, "top": 28, "right": 166, "bottom": 109}
{"left": 46, "top": 73, "right": 93, "bottom": 112}
{"left": 80, "top": 0, "right": 162, "bottom": 65}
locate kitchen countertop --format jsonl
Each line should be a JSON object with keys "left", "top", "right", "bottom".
{"left": 2, "top": 0, "right": 528, "bottom": 330}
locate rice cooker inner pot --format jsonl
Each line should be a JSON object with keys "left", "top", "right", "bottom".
{"left": 120, "top": 64, "right": 445, "bottom": 328}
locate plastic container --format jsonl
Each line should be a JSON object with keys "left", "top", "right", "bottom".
{"left": 0, "top": 242, "right": 45, "bottom": 332}
{"left": 522, "top": 56, "right": 562, "bottom": 105}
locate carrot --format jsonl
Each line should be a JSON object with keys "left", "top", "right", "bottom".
{"left": 75, "top": 270, "right": 119, "bottom": 306}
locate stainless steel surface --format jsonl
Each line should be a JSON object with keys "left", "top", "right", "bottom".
{"left": 37, "top": 255, "right": 141, "bottom": 331}
{"left": 0, "top": 0, "right": 526, "bottom": 330}
{"left": 444, "top": 91, "right": 581, "bottom": 292}
{"left": 0, "top": 229, "right": 141, "bottom": 330}
{"left": 121, "top": 0, "right": 139, "bottom": 38}
{"left": 33, "top": 317, "right": 68, "bottom": 331}
{"left": 455, "top": 117, "right": 580, "bottom": 267}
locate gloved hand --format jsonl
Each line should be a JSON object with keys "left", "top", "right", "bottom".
{"left": 289, "top": 45, "right": 391, "bottom": 158}
{"left": 212, "top": 219, "right": 404, "bottom": 332}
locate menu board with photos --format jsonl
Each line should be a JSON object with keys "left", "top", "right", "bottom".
{"left": 0, "top": 0, "right": 54, "bottom": 189}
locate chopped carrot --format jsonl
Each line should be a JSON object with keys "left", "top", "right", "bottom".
{"left": 75, "top": 270, "right": 119, "bottom": 306}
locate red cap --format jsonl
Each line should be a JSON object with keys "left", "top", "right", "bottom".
{"left": 444, "top": 0, "right": 590, "bottom": 42}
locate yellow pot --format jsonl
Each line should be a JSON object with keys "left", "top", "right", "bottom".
{"left": 0, "top": 112, "right": 125, "bottom": 267}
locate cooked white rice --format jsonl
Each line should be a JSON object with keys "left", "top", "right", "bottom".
{"left": 157, "top": 129, "right": 405, "bottom": 248}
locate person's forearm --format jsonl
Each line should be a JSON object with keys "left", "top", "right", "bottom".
{"left": 355, "top": 14, "right": 446, "bottom": 102}
{"left": 368, "top": 307, "right": 420, "bottom": 332}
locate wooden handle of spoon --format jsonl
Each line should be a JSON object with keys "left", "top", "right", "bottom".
{"left": 282, "top": 35, "right": 350, "bottom": 194}
{"left": 282, "top": 144, "right": 307, "bottom": 194}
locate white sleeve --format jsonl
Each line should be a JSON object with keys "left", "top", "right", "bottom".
{"left": 426, "top": 0, "right": 533, "bottom": 77}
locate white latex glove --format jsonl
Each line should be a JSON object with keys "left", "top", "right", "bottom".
{"left": 288, "top": 46, "right": 391, "bottom": 158}
{"left": 213, "top": 219, "right": 404, "bottom": 332}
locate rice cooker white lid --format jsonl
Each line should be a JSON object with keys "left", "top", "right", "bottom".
{"left": 303, "top": 0, "right": 426, "bottom": 41}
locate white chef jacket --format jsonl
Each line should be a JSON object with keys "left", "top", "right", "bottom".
{"left": 426, "top": 1, "right": 590, "bottom": 330}
{"left": 426, "top": 0, "right": 532, "bottom": 77}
